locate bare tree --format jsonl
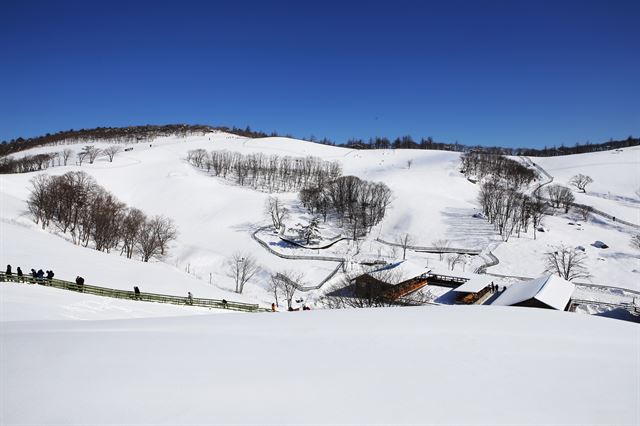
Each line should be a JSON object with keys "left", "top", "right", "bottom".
{"left": 62, "top": 149, "right": 73, "bottom": 166}
{"left": 569, "top": 174, "right": 593, "bottom": 193}
{"left": 80, "top": 145, "right": 102, "bottom": 164}
{"left": 397, "top": 233, "right": 413, "bottom": 260}
{"left": 120, "top": 208, "right": 146, "bottom": 259}
{"left": 151, "top": 216, "right": 178, "bottom": 256}
{"left": 228, "top": 252, "right": 260, "bottom": 293}
{"left": 446, "top": 253, "right": 465, "bottom": 271}
{"left": 103, "top": 145, "right": 123, "bottom": 162}
{"left": 546, "top": 184, "right": 574, "bottom": 211}
{"left": 543, "top": 244, "right": 591, "bottom": 281}
{"left": 631, "top": 234, "right": 640, "bottom": 251}
{"left": 270, "top": 270, "right": 304, "bottom": 309}
{"left": 136, "top": 220, "right": 162, "bottom": 262}
{"left": 528, "top": 198, "right": 548, "bottom": 240}
{"left": 432, "top": 239, "right": 450, "bottom": 261}
{"left": 265, "top": 196, "right": 288, "bottom": 230}
{"left": 77, "top": 151, "right": 88, "bottom": 166}
{"left": 575, "top": 205, "right": 592, "bottom": 221}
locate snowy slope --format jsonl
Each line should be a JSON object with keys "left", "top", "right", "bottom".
{"left": 0, "top": 284, "right": 223, "bottom": 321}
{"left": 1, "top": 131, "right": 639, "bottom": 303}
{"left": 1, "top": 306, "right": 637, "bottom": 425}
{"left": 534, "top": 146, "right": 640, "bottom": 225}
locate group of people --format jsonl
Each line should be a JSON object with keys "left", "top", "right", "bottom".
{"left": 3, "top": 264, "right": 56, "bottom": 284}
{"left": 489, "top": 282, "right": 506, "bottom": 293}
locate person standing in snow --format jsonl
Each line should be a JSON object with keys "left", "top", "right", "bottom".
{"left": 75, "top": 276, "right": 85, "bottom": 292}
{"left": 36, "top": 269, "right": 45, "bottom": 284}
{"left": 16, "top": 267, "right": 23, "bottom": 282}
{"left": 187, "top": 292, "right": 193, "bottom": 305}
{"left": 5, "top": 265, "right": 12, "bottom": 282}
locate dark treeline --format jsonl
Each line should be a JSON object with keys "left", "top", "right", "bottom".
{"left": 27, "top": 171, "right": 177, "bottom": 261}
{"left": 187, "top": 150, "right": 342, "bottom": 192}
{"left": 0, "top": 124, "right": 213, "bottom": 157}
{"left": 1, "top": 124, "right": 335, "bottom": 158}
{"left": 460, "top": 151, "right": 537, "bottom": 188}
{"left": 299, "top": 175, "right": 392, "bottom": 238}
{"left": 3, "top": 124, "right": 636, "bottom": 158}
{"left": 0, "top": 152, "right": 62, "bottom": 174}
{"left": 346, "top": 135, "right": 639, "bottom": 156}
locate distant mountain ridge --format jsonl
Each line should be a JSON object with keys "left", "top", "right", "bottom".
{"left": 1, "top": 124, "right": 637, "bottom": 158}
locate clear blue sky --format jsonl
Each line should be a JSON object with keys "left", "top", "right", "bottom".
{"left": 1, "top": 0, "right": 638, "bottom": 148}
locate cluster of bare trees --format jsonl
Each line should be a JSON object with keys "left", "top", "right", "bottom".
{"left": 27, "top": 171, "right": 177, "bottom": 261}
{"left": 269, "top": 271, "right": 304, "bottom": 309}
{"left": 0, "top": 145, "right": 124, "bottom": 174}
{"left": 299, "top": 175, "right": 392, "bottom": 238}
{"left": 187, "top": 150, "right": 341, "bottom": 192}
{"left": 478, "top": 180, "right": 549, "bottom": 241}
{"left": 461, "top": 152, "right": 537, "bottom": 188}
{"left": 0, "top": 152, "right": 60, "bottom": 173}
{"left": 545, "top": 184, "right": 575, "bottom": 212}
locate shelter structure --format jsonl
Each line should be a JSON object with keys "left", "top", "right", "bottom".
{"left": 451, "top": 275, "right": 494, "bottom": 304}
{"left": 492, "top": 274, "right": 575, "bottom": 311}
{"left": 353, "top": 261, "right": 429, "bottom": 302}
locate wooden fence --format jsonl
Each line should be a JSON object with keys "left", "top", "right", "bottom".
{"left": 0, "top": 272, "right": 268, "bottom": 313}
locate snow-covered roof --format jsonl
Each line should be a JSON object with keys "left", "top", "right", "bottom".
{"left": 492, "top": 274, "right": 575, "bottom": 310}
{"left": 364, "top": 261, "right": 429, "bottom": 284}
{"left": 453, "top": 275, "right": 494, "bottom": 293}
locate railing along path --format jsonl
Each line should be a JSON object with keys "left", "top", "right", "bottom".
{"left": 0, "top": 272, "right": 267, "bottom": 313}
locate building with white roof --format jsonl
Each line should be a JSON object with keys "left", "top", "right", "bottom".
{"left": 492, "top": 274, "right": 575, "bottom": 311}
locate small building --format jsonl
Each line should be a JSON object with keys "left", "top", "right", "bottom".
{"left": 354, "top": 261, "right": 429, "bottom": 301}
{"left": 492, "top": 274, "right": 575, "bottom": 311}
{"left": 452, "top": 275, "right": 494, "bottom": 304}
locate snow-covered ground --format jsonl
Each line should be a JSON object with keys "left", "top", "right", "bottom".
{"left": 1, "top": 133, "right": 638, "bottom": 425}
{"left": 534, "top": 147, "right": 640, "bottom": 225}
{"left": 1, "top": 131, "right": 639, "bottom": 304}
{"left": 0, "top": 284, "right": 221, "bottom": 321}
{"left": 1, "top": 306, "right": 637, "bottom": 425}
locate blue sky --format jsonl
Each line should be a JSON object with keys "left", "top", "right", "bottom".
{"left": 1, "top": 0, "right": 638, "bottom": 148}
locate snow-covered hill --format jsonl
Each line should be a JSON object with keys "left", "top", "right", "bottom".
{"left": 2, "top": 131, "right": 639, "bottom": 302}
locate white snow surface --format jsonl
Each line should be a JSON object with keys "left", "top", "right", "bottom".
{"left": 1, "top": 306, "right": 638, "bottom": 425}
{"left": 534, "top": 146, "right": 640, "bottom": 225}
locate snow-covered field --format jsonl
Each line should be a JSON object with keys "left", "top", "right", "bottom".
{"left": 1, "top": 132, "right": 639, "bottom": 425}
{"left": 534, "top": 147, "right": 640, "bottom": 225}
{"left": 1, "top": 131, "right": 639, "bottom": 303}
{"left": 1, "top": 306, "right": 637, "bottom": 425}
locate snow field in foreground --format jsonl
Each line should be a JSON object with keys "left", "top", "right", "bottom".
{"left": 1, "top": 306, "right": 637, "bottom": 425}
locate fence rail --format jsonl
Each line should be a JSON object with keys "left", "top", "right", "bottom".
{"left": 375, "top": 238, "right": 482, "bottom": 255}
{"left": 0, "top": 272, "right": 268, "bottom": 313}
